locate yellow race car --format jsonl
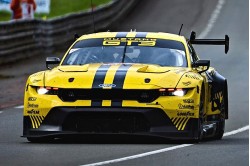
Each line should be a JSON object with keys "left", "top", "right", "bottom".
{"left": 23, "top": 31, "right": 229, "bottom": 142}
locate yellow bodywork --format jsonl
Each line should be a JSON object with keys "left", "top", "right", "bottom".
{"left": 23, "top": 32, "right": 222, "bottom": 131}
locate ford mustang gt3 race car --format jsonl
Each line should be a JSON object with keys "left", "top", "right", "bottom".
{"left": 23, "top": 31, "right": 229, "bottom": 142}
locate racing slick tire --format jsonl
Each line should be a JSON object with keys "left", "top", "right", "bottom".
{"left": 214, "top": 118, "right": 225, "bottom": 140}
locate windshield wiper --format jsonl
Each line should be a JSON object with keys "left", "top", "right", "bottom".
{"left": 121, "top": 40, "right": 127, "bottom": 63}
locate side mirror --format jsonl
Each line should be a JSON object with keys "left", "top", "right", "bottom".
{"left": 193, "top": 60, "right": 210, "bottom": 73}
{"left": 46, "top": 57, "right": 61, "bottom": 70}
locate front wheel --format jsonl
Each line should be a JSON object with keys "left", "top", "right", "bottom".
{"left": 214, "top": 119, "right": 225, "bottom": 140}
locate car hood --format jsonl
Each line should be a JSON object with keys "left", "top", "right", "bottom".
{"left": 41, "top": 63, "right": 194, "bottom": 89}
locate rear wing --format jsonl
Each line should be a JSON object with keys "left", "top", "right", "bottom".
{"left": 189, "top": 31, "right": 229, "bottom": 54}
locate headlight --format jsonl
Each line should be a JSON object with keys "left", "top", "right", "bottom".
{"left": 172, "top": 89, "right": 186, "bottom": 96}
{"left": 159, "top": 88, "right": 188, "bottom": 96}
{"left": 37, "top": 87, "right": 49, "bottom": 95}
{"left": 36, "top": 87, "right": 58, "bottom": 95}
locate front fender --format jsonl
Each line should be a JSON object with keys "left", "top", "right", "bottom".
{"left": 175, "top": 72, "right": 204, "bottom": 89}
{"left": 26, "top": 71, "right": 46, "bottom": 87}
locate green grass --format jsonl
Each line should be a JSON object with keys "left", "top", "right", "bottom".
{"left": 0, "top": 0, "right": 111, "bottom": 22}
{"left": 0, "top": 11, "right": 11, "bottom": 21}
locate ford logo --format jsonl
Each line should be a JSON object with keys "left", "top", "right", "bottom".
{"left": 98, "top": 84, "right": 116, "bottom": 88}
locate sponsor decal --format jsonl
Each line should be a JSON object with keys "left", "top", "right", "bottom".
{"left": 27, "top": 109, "right": 39, "bottom": 114}
{"left": 28, "top": 97, "right": 37, "bottom": 101}
{"left": 212, "top": 91, "right": 223, "bottom": 112}
{"left": 214, "top": 91, "right": 223, "bottom": 101}
{"left": 182, "top": 81, "right": 191, "bottom": 86}
{"left": 178, "top": 103, "right": 194, "bottom": 110}
{"left": 103, "top": 38, "right": 156, "bottom": 47}
{"left": 183, "top": 99, "right": 194, "bottom": 103}
{"left": 177, "top": 111, "right": 194, "bottom": 117}
{"left": 99, "top": 84, "right": 116, "bottom": 88}
{"left": 27, "top": 103, "right": 39, "bottom": 108}
{"left": 185, "top": 74, "right": 201, "bottom": 80}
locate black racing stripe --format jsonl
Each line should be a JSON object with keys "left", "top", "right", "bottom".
{"left": 111, "top": 64, "right": 132, "bottom": 107}
{"left": 111, "top": 100, "right": 123, "bottom": 107}
{"left": 91, "top": 65, "right": 111, "bottom": 107}
{"left": 91, "top": 100, "right": 103, "bottom": 107}
{"left": 92, "top": 65, "right": 111, "bottom": 88}
{"left": 112, "top": 64, "right": 132, "bottom": 89}
{"left": 135, "top": 32, "right": 148, "bottom": 38}
{"left": 115, "top": 32, "right": 129, "bottom": 38}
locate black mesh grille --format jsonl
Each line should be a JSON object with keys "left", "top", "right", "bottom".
{"left": 62, "top": 112, "right": 150, "bottom": 133}
{"left": 58, "top": 89, "right": 160, "bottom": 103}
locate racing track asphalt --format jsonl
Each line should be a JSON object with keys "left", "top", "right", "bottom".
{"left": 0, "top": 0, "right": 248, "bottom": 166}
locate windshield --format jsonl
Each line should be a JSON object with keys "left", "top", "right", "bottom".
{"left": 62, "top": 38, "right": 187, "bottom": 67}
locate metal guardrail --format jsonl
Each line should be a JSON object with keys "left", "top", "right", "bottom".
{"left": 0, "top": 0, "right": 139, "bottom": 64}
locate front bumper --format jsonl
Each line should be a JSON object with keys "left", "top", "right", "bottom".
{"left": 23, "top": 107, "right": 199, "bottom": 140}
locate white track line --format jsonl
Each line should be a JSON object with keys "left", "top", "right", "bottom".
{"left": 198, "top": 0, "right": 225, "bottom": 38}
{"left": 80, "top": 125, "right": 249, "bottom": 166}
{"left": 15, "top": 105, "right": 24, "bottom": 109}
{"left": 0, "top": 111, "right": 3, "bottom": 114}
{"left": 224, "top": 126, "right": 249, "bottom": 137}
